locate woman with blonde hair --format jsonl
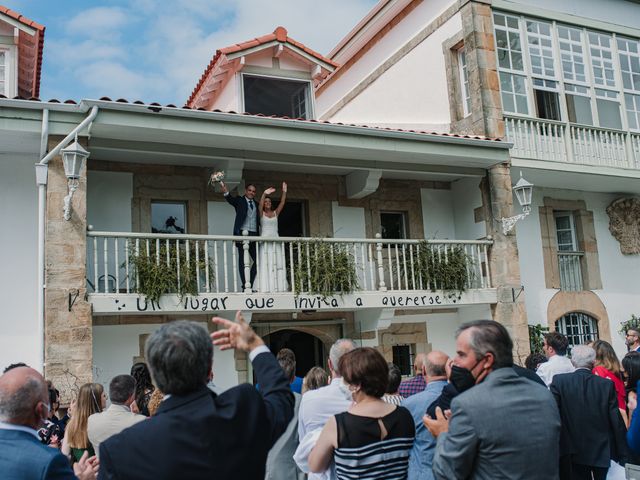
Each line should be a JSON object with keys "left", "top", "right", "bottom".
{"left": 302, "top": 366, "right": 329, "bottom": 394}
{"left": 592, "top": 339, "right": 628, "bottom": 426}
{"left": 62, "top": 383, "right": 106, "bottom": 462}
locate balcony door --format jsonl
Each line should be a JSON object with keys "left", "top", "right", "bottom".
{"left": 554, "top": 211, "right": 583, "bottom": 291}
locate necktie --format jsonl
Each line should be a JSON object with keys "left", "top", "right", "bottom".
{"left": 248, "top": 199, "right": 254, "bottom": 210}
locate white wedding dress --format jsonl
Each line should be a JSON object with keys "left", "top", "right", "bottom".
{"left": 255, "top": 214, "right": 288, "bottom": 293}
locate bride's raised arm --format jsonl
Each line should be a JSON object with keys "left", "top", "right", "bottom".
{"left": 259, "top": 186, "right": 276, "bottom": 215}
{"left": 275, "top": 182, "right": 287, "bottom": 216}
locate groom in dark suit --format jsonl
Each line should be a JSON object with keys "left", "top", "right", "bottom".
{"left": 220, "top": 181, "right": 259, "bottom": 288}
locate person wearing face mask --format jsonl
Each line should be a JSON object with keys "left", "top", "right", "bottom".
{"left": 424, "top": 320, "right": 561, "bottom": 480}
{"left": 0, "top": 366, "right": 98, "bottom": 480}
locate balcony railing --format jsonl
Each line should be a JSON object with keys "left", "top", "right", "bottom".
{"left": 86, "top": 232, "right": 493, "bottom": 296}
{"left": 558, "top": 251, "right": 584, "bottom": 291}
{"left": 505, "top": 115, "right": 640, "bottom": 169}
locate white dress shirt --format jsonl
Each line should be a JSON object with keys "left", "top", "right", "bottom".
{"left": 536, "top": 354, "right": 575, "bottom": 387}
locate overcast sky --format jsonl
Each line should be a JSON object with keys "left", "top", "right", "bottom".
{"left": 4, "top": 0, "right": 377, "bottom": 104}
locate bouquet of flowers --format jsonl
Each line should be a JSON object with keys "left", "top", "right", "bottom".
{"left": 208, "top": 170, "right": 225, "bottom": 186}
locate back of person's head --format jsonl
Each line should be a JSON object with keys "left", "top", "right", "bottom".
{"left": 593, "top": 339, "right": 621, "bottom": 376}
{"left": 386, "top": 363, "right": 402, "bottom": 394}
{"left": 623, "top": 352, "right": 640, "bottom": 392}
{"left": 147, "top": 388, "right": 164, "bottom": 416}
{"left": 130, "top": 362, "right": 154, "bottom": 412}
{"left": 414, "top": 353, "right": 427, "bottom": 375}
{"left": 456, "top": 320, "right": 514, "bottom": 369}
{"left": 424, "top": 351, "right": 448, "bottom": 378}
{"left": 329, "top": 339, "right": 356, "bottom": 377}
{"left": 145, "top": 320, "right": 213, "bottom": 395}
{"left": 109, "top": 375, "right": 136, "bottom": 405}
{"left": 66, "top": 383, "right": 104, "bottom": 449}
{"left": 570, "top": 344, "right": 596, "bottom": 369}
{"left": 544, "top": 332, "right": 569, "bottom": 356}
{"left": 0, "top": 367, "right": 48, "bottom": 426}
{"left": 339, "top": 347, "right": 388, "bottom": 398}
{"left": 277, "top": 349, "right": 296, "bottom": 383}
{"left": 302, "top": 367, "right": 329, "bottom": 393}
{"left": 525, "top": 352, "right": 548, "bottom": 371}
{"left": 2, "top": 362, "right": 28, "bottom": 374}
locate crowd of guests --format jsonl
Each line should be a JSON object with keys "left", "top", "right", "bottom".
{"left": 3, "top": 314, "right": 640, "bottom": 479}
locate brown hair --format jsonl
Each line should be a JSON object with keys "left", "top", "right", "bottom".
{"left": 147, "top": 388, "right": 164, "bottom": 416}
{"left": 593, "top": 339, "right": 622, "bottom": 377}
{"left": 65, "top": 383, "right": 104, "bottom": 449}
{"left": 339, "top": 347, "right": 388, "bottom": 398}
{"left": 302, "top": 367, "right": 329, "bottom": 394}
{"left": 276, "top": 349, "right": 296, "bottom": 382}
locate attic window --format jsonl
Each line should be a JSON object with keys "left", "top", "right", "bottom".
{"left": 243, "top": 75, "right": 311, "bottom": 119}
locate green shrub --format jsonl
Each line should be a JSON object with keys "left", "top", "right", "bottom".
{"left": 293, "top": 241, "right": 358, "bottom": 297}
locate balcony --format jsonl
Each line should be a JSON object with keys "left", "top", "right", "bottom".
{"left": 505, "top": 116, "right": 640, "bottom": 170}
{"left": 86, "top": 232, "right": 496, "bottom": 315}
{"left": 558, "top": 252, "right": 584, "bottom": 292}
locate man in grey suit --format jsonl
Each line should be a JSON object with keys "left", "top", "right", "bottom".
{"left": 425, "top": 320, "right": 561, "bottom": 480}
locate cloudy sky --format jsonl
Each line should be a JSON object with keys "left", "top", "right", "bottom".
{"left": 5, "top": 0, "right": 377, "bottom": 104}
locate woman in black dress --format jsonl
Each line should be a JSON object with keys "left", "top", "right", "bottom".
{"left": 309, "top": 347, "right": 415, "bottom": 479}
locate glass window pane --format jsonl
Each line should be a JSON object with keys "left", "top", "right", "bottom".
{"left": 566, "top": 93, "right": 593, "bottom": 125}
{"left": 596, "top": 98, "right": 622, "bottom": 129}
{"left": 380, "top": 212, "right": 406, "bottom": 239}
{"left": 152, "top": 202, "right": 187, "bottom": 234}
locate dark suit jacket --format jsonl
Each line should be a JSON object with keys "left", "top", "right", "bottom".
{"left": 99, "top": 352, "right": 294, "bottom": 480}
{"left": 225, "top": 193, "right": 258, "bottom": 236}
{"left": 0, "top": 428, "right": 76, "bottom": 479}
{"left": 550, "top": 368, "right": 628, "bottom": 468}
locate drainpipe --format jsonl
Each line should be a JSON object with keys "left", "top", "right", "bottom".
{"left": 34, "top": 105, "right": 99, "bottom": 374}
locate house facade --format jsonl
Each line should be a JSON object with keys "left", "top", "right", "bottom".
{"left": 1, "top": 0, "right": 638, "bottom": 398}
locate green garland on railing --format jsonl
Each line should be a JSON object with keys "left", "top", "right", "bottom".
{"left": 126, "top": 241, "right": 215, "bottom": 303}
{"left": 293, "top": 240, "right": 359, "bottom": 298}
{"left": 412, "top": 241, "right": 474, "bottom": 293}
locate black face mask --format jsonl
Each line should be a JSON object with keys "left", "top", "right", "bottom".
{"left": 450, "top": 359, "right": 483, "bottom": 393}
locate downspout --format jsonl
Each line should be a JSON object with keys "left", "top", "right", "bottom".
{"left": 35, "top": 105, "right": 99, "bottom": 374}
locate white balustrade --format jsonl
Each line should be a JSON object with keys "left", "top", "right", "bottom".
{"left": 505, "top": 115, "right": 640, "bottom": 169}
{"left": 86, "top": 232, "right": 493, "bottom": 296}
{"left": 558, "top": 252, "right": 584, "bottom": 292}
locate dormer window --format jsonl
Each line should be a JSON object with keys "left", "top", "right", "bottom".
{"left": 0, "top": 50, "right": 6, "bottom": 96}
{"left": 242, "top": 74, "right": 311, "bottom": 119}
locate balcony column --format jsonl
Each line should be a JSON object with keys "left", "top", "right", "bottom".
{"left": 482, "top": 162, "right": 530, "bottom": 361}
{"left": 44, "top": 136, "right": 92, "bottom": 402}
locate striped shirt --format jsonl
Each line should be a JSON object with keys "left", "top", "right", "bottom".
{"left": 334, "top": 407, "right": 415, "bottom": 480}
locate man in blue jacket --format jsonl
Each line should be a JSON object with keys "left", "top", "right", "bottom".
{"left": 0, "top": 366, "right": 97, "bottom": 479}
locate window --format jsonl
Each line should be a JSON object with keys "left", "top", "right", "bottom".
{"left": 151, "top": 202, "right": 187, "bottom": 234}
{"left": 380, "top": 212, "right": 407, "bottom": 239}
{"left": 500, "top": 72, "right": 528, "bottom": 114}
{"left": 565, "top": 84, "right": 593, "bottom": 125}
{"left": 558, "top": 26, "right": 587, "bottom": 84}
{"left": 533, "top": 79, "right": 561, "bottom": 120}
{"left": 625, "top": 93, "right": 640, "bottom": 130}
{"left": 458, "top": 48, "right": 471, "bottom": 116}
{"left": 595, "top": 89, "right": 622, "bottom": 129}
{"left": 494, "top": 13, "right": 524, "bottom": 72}
{"left": 0, "top": 50, "right": 5, "bottom": 96}
{"left": 589, "top": 32, "right": 616, "bottom": 88}
{"left": 555, "top": 312, "right": 599, "bottom": 347}
{"left": 554, "top": 211, "right": 578, "bottom": 251}
{"left": 526, "top": 20, "right": 555, "bottom": 79}
{"left": 617, "top": 38, "right": 640, "bottom": 92}
{"left": 392, "top": 345, "right": 413, "bottom": 376}
{"left": 243, "top": 75, "right": 311, "bottom": 119}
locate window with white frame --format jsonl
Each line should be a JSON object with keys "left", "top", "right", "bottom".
{"left": 0, "top": 50, "right": 6, "bottom": 96}
{"left": 494, "top": 12, "right": 640, "bottom": 132}
{"left": 618, "top": 37, "right": 640, "bottom": 131}
{"left": 554, "top": 211, "right": 578, "bottom": 251}
{"left": 458, "top": 48, "right": 471, "bottom": 116}
{"left": 555, "top": 312, "right": 599, "bottom": 347}
{"left": 243, "top": 75, "right": 311, "bottom": 119}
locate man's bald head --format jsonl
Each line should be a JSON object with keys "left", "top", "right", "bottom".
{"left": 423, "top": 351, "right": 449, "bottom": 381}
{"left": 0, "top": 367, "right": 48, "bottom": 428}
{"left": 414, "top": 353, "right": 427, "bottom": 376}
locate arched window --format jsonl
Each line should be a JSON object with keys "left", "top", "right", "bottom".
{"left": 555, "top": 312, "right": 599, "bottom": 346}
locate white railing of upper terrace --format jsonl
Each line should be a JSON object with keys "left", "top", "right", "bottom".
{"left": 505, "top": 115, "right": 640, "bottom": 169}
{"left": 86, "top": 232, "right": 493, "bottom": 296}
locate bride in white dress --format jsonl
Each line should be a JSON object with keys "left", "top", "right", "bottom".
{"left": 255, "top": 182, "right": 288, "bottom": 293}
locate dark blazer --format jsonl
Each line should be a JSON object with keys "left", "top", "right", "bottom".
{"left": 550, "top": 368, "right": 628, "bottom": 468}
{"left": 99, "top": 352, "right": 294, "bottom": 480}
{"left": 0, "top": 428, "right": 76, "bottom": 479}
{"left": 225, "top": 193, "right": 258, "bottom": 236}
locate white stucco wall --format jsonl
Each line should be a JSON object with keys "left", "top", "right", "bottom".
{"left": 515, "top": 187, "right": 640, "bottom": 357}
{"left": 213, "top": 73, "right": 240, "bottom": 112}
{"left": 421, "top": 188, "right": 455, "bottom": 239}
{"left": 332, "top": 202, "right": 366, "bottom": 238}
{"left": 451, "top": 177, "right": 486, "bottom": 240}
{"left": 0, "top": 154, "right": 39, "bottom": 371}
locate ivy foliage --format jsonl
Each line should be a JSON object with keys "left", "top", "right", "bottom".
{"left": 413, "top": 242, "right": 474, "bottom": 293}
{"left": 293, "top": 241, "right": 358, "bottom": 298}
{"left": 619, "top": 314, "right": 640, "bottom": 337}
{"left": 127, "top": 240, "right": 214, "bottom": 303}
{"left": 528, "top": 324, "right": 549, "bottom": 354}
